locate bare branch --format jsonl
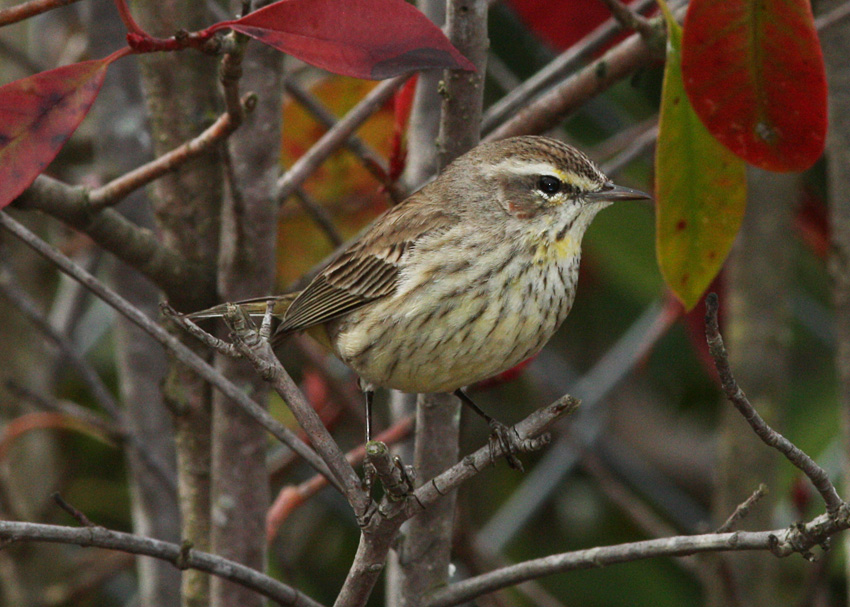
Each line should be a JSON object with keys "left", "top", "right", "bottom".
{"left": 425, "top": 515, "right": 850, "bottom": 607}
{"left": 87, "top": 95, "right": 255, "bottom": 212}
{"left": 0, "top": 0, "right": 82, "bottom": 27}
{"left": 596, "top": 0, "right": 656, "bottom": 41}
{"left": 704, "top": 293, "right": 844, "bottom": 516}
{"left": 275, "top": 75, "right": 409, "bottom": 203}
{"left": 283, "top": 78, "right": 407, "bottom": 203}
{"left": 481, "top": 0, "right": 657, "bottom": 135}
{"left": 0, "top": 520, "right": 325, "bottom": 607}
{"left": 222, "top": 305, "right": 371, "bottom": 520}
{"left": 484, "top": 10, "right": 671, "bottom": 142}
{"left": 716, "top": 484, "right": 770, "bottom": 534}
{"left": 0, "top": 211, "right": 335, "bottom": 485}
{"left": 13, "top": 176, "right": 214, "bottom": 309}
{"left": 293, "top": 188, "right": 344, "bottom": 248}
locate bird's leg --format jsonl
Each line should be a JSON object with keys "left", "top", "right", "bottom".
{"left": 453, "top": 389, "right": 523, "bottom": 471}
{"left": 361, "top": 384, "right": 376, "bottom": 493}
{"left": 364, "top": 387, "right": 374, "bottom": 443}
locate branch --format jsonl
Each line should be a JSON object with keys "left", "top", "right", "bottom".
{"left": 0, "top": 211, "right": 336, "bottom": 485}
{"left": 0, "top": 520, "right": 325, "bottom": 607}
{"left": 481, "top": 0, "right": 657, "bottom": 135}
{"left": 275, "top": 75, "right": 409, "bottom": 203}
{"left": 222, "top": 305, "right": 372, "bottom": 520}
{"left": 0, "top": 0, "right": 81, "bottom": 27}
{"left": 704, "top": 293, "right": 844, "bottom": 516}
{"left": 87, "top": 95, "right": 255, "bottom": 212}
{"left": 596, "top": 0, "right": 656, "bottom": 41}
{"left": 13, "top": 176, "right": 214, "bottom": 309}
{"left": 484, "top": 14, "right": 668, "bottom": 141}
{"left": 406, "top": 396, "right": 577, "bottom": 515}
{"left": 283, "top": 78, "right": 407, "bottom": 204}
{"left": 425, "top": 514, "right": 850, "bottom": 607}
{"left": 0, "top": 265, "right": 177, "bottom": 494}
{"left": 266, "top": 416, "right": 413, "bottom": 541}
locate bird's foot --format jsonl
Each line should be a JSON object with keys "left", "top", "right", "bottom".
{"left": 488, "top": 420, "right": 525, "bottom": 471}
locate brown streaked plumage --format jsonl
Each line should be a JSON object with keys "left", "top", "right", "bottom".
{"left": 187, "top": 136, "right": 650, "bottom": 456}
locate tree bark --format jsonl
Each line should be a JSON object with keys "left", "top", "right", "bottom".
{"left": 821, "top": 1, "right": 850, "bottom": 601}
{"left": 133, "top": 2, "right": 225, "bottom": 605}
{"left": 709, "top": 167, "right": 801, "bottom": 606}
{"left": 209, "top": 27, "right": 283, "bottom": 607}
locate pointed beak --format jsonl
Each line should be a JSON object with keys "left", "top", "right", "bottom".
{"left": 584, "top": 182, "right": 652, "bottom": 202}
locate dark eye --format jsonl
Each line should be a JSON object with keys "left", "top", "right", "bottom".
{"left": 537, "top": 175, "right": 562, "bottom": 195}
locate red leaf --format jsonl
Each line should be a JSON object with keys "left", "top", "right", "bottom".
{"left": 681, "top": 0, "right": 827, "bottom": 172}
{"left": 0, "top": 59, "right": 110, "bottom": 208}
{"left": 220, "top": 0, "right": 475, "bottom": 79}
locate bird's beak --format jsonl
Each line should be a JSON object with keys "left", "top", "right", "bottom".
{"left": 584, "top": 182, "right": 652, "bottom": 202}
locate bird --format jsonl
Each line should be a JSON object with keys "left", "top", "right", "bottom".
{"left": 187, "top": 135, "right": 650, "bottom": 465}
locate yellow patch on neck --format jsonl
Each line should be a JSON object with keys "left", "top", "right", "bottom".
{"left": 534, "top": 235, "right": 580, "bottom": 265}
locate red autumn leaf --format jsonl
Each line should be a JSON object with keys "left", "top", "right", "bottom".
{"left": 0, "top": 58, "right": 110, "bottom": 208}
{"left": 217, "top": 0, "right": 475, "bottom": 79}
{"left": 681, "top": 0, "right": 827, "bottom": 172}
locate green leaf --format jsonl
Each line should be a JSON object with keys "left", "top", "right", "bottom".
{"left": 655, "top": 0, "right": 747, "bottom": 310}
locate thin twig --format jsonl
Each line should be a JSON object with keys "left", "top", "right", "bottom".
{"left": 293, "top": 188, "right": 344, "bottom": 247}
{"left": 0, "top": 211, "right": 337, "bottom": 488}
{"left": 87, "top": 95, "right": 256, "bottom": 211}
{"left": 704, "top": 293, "right": 844, "bottom": 517}
{"left": 0, "top": 0, "right": 81, "bottom": 27}
{"left": 53, "top": 493, "right": 96, "bottom": 527}
{"left": 14, "top": 176, "right": 214, "bottom": 308}
{"left": 0, "top": 520, "right": 326, "bottom": 607}
{"left": 481, "top": 0, "right": 657, "bottom": 135}
{"left": 222, "top": 304, "right": 371, "bottom": 520}
{"left": 0, "top": 265, "right": 177, "bottom": 494}
{"left": 484, "top": 8, "right": 673, "bottom": 142}
{"left": 596, "top": 0, "right": 656, "bottom": 41}
{"left": 815, "top": 0, "right": 850, "bottom": 31}
{"left": 276, "top": 75, "right": 409, "bottom": 203}
{"left": 283, "top": 78, "right": 407, "bottom": 203}
{"left": 424, "top": 513, "right": 850, "bottom": 607}
{"left": 716, "top": 484, "right": 769, "bottom": 534}
{"left": 5, "top": 381, "right": 120, "bottom": 440}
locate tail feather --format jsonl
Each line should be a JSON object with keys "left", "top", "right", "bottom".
{"left": 184, "top": 294, "right": 296, "bottom": 321}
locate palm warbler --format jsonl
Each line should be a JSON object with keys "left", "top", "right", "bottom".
{"left": 190, "top": 136, "right": 649, "bottom": 457}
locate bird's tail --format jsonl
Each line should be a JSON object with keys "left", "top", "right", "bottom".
{"left": 184, "top": 293, "right": 298, "bottom": 322}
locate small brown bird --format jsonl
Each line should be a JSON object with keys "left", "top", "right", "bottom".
{"left": 189, "top": 136, "right": 649, "bottom": 460}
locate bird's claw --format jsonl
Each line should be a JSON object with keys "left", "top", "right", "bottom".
{"left": 488, "top": 420, "right": 524, "bottom": 471}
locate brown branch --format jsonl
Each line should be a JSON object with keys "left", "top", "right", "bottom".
{"left": 0, "top": 0, "right": 81, "bottom": 27}
{"left": 283, "top": 78, "right": 407, "bottom": 203}
{"left": 424, "top": 513, "right": 850, "bottom": 607}
{"left": 266, "top": 416, "right": 413, "bottom": 541}
{"left": 221, "top": 305, "right": 372, "bottom": 520}
{"left": 87, "top": 96, "right": 255, "bottom": 212}
{"left": 0, "top": 520, "right": 325, "bottom": 607}
{"left": 716, "top": 484, "right": 769, "bottom": 534}
{"left": 293, "top": 188, "right": 344, "bottom": 248}
{"left": 275, "top": 75, "right": 409, "bottom": 203}
{"left": 484, "top": 15, "right": 667, "bottom": 141}
{"left": 481, "top": 0, "right": 656, "bottom": 135}
{"left": 52, "top": 493, "right": 96, "bottom": 527}
{"left": 596, "top": 0, "right": 656, "bottom": 41}
{"left": 704, "top": 293, "right": 845, "bottom": 516}
{"left": 13, "top": 176, "right": 214, "bottom": 309}
{"left": 0, "top": 211, "right": 335, "bottom": 485}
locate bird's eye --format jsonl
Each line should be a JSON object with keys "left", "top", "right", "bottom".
{"left": 537, "top": 175, "right": 562, "bottom": 196}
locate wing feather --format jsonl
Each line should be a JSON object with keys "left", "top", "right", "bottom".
{"left": 275, "top": 189, "right": 457, "bottom": 337}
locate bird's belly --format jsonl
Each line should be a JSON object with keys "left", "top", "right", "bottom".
{"left": 330, "top": 258, "right": 577, "bottom": 393}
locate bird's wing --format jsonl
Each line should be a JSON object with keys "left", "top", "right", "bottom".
{"left": 275, "top": 191, "right": 455, "bottom": 336}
